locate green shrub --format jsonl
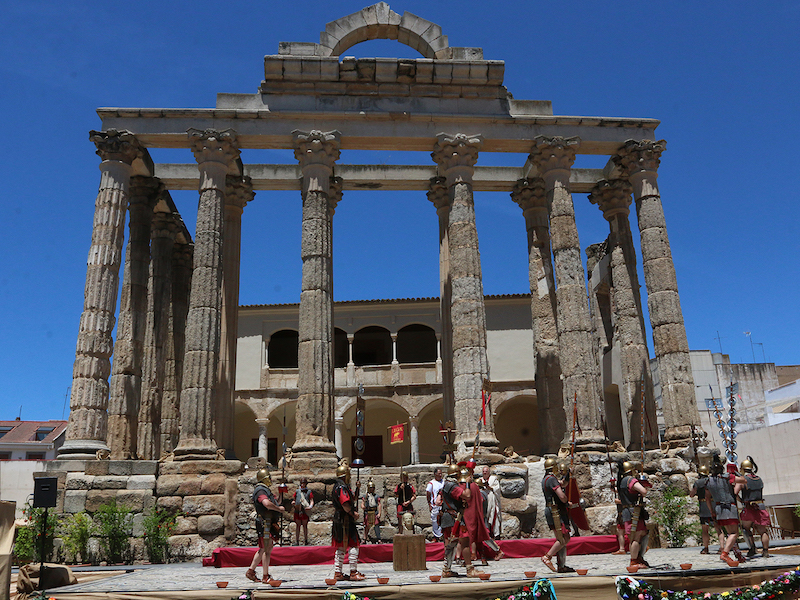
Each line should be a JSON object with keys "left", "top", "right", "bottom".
{"left": 651, "top": 484, "right": 694, "bottom": 548}
{"left": 13, "top": 501, "right": 58, "bottom": 564}
{"left": 61, "top": 512, "right": 92, "bottom": 564}
{"left": 94, "top": 500, "right": 133, "bottom": 564}
{"left": 142, "top": 506, "right": 178, "bottom": 563}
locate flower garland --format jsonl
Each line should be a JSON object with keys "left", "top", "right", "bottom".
{"left": 616, "top": 567, "right": 800, "bottom": 600}
{"left": 340, "top": 578, "right": 558, "bottom": 600}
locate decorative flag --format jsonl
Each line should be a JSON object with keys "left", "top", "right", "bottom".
{"left": 481, "top": 390, "right": 489, "bottom": 426}
{"left": 389, "top": 423, "right": 405, "bottom": 445}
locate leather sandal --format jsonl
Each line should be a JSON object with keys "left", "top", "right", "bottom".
{"left": 442, "top": 569, "right": 458, "bottom": 578}
{"left": 612, "top": 549, "right": 626, "bottom": 555}
{"left": 466, "top": 565, "right": 483, "bottom": 577}
{"left": 349, "top": 571, "right": 366, "bottom": 581}
{"left": 245, "top": 569, "right": 258, "bottom": 582}
{"left": 334, "top": 571, "right": 349, "bottom": 581}
{"left": 541, "top": 554, "right": 557, "bottom": 573}
{"left": 261, "top": 575, "right": 276, "bottom": 584}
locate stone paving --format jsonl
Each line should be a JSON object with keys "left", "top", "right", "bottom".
{"left": 47, "top": 543, "right": 800, "bottom": 594}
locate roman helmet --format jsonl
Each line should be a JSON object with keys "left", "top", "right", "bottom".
{"left": 256, "top": 468, "right": 272, "bottom": 485}
{"left": 622, "top": 461, "right": 636, "bottom": 476}
{"left": 544, "top": 457, "right": 559, "bottom": 473}
{"left": 458, "top": 467, "right": 472, "bottom": 483}
{"left": 447, "top": 462, "right": 460, "bottom": 479}
{"left": 741, "top": 456, "right": 757, "bottom": 474}
{"left": 336, "top": 462, "right": 351, "bottom": 484}
{"left": 474, "top": 476, "right": 485, "bottom": 488}
{"left": 698, "top": 465, "right": 710, "bottom": 476}
{"left": 558, "top": 462, "right": 570, "bottom": 477}
{"left": 367, "top": 478, "right": 376, "bottom": 492}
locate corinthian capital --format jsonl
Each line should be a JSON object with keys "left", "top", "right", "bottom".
{"left": 328, "top": 176, "right": 343, "bottom": 215}
{"left": 128, "top": 176, "right": 163, "bottom": 208}
{"left": 511, "top": 178, "right": 548, "bottom": 230}
{"left": 90, "top": 129, "right": 141, "bottom": 164}
{"left": 151, "top": 211, "right": 178, "bottom": 240}
{"left": 431, "top": 133, "right": 483, "bottom": 185}
{"left": 293, "top": 130, "right": 341, "bottom": 171}
{"left": 588, "top": 179, "right": 633, "bottom": 220}
{"left": 225, "top": 175, "right": 255, "bottom": 211}
{"left": 426, "top": 176, "right": 448, "bottom": 212}
{"left": 528, "top": 136, "right": 580, "bottom": 174}
{"left": 613, "top": 139, "right": 666, "bottom": 177}
{"left": 188, "top": 129, "right": 241, "bottom": 170}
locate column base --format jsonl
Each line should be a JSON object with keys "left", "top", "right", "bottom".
{"left": 290, "top": 450, "right": 339, "bottom": 475}
{"left": 560, "top": 429, "right": 607, "bottom": 453}
{"left": 173, "top": 437, "right": 218, "bottom": 461}
{"left": 57, "top": 439, "right": 110, "bottom": 460}
{"left": 664, "top": 425, "right": 697, "bottom": 448}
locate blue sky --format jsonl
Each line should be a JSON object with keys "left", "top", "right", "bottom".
{"left": 1, "top": 2, "right": 798, "bottom": 421}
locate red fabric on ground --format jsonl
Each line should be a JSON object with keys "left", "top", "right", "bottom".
{"left": 203, "top": 535, "right": 619, "bottom": 567}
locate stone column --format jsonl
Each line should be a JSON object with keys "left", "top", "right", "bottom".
{"left": 615, "top": 140, "right": 700, "bottom": 444}
{"left": 427, "top": 177, "right": 455, "bottom": 424}
{"left": 431, "top": 134, "right": 498, "bottom": 451}
{"left": 215, "top": 176, "right": 253, "bottom": 456}
{"left": 409, "top": 416, "right": 420, "bottom": 464}
{"left": 137, "top": 210, "right": 177, "bottom": 460}
{"left": 291, "top": 130, "right": 340, "bottom": 471}
{"left": 107, "top": 176, "right": 159, "bottom": 459}
{"left": 529, "top": 136, "right": 604, "bottom": 450}
{"left": 174, "top": 129, "right": 240, "bottom": 460}
{"left": 511, "top": 178, "right": 565, "bottom": 454}
{"left": 589, "top": 179, "right": 658, "bottom": 448}
{"left": 256, "top": 418, "right": 270, "bottom": 462}
{"left": 161, "top": 241, "right": 193, "bottom": 454}
{"left": 334, "top": 417, "right": 344, "bottom": 459}
{"left": 60, "top": 130, "right": 140, "bottom": 459}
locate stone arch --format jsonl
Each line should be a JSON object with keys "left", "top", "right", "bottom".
{"left": 268, "top": 329, "right": 298, "bottom": 368}
{"left": 396, "top": 323, "right": 437, "bottom": 364}
{"left": 318, "top": 3, "right": 449, "bottom": 59}
{"left": 494, "top": 395, "right": 541, "bottom": 457}
{"left": 352, "top": 325, "right": 392, "bottom": 366}
{"left": 417, "top": 397, "right": 445, "bottom": 463}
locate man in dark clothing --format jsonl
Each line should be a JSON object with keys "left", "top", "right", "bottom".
{"left": 246, "top": 469, "right": 285, "bottom": 584}
{"left": 541, "top": 457, "right": 575, "bottom": 573}
{"left": 705, "top": 456, "right": 746, "bottom": 566}
{"left": 737, "top": 457, "right": 771, "bottom": 558}
{"left": 437, "top": 463, "right": 469, "bottom": 577}
{"left": 690, "top": 465, "right": 724, "bottom": 554}
{"left": 332, "top": 462, "right": 364, "bottom": 581}
{"left": 618, "top": 461, "right": 650, "bottom": 568}
{"left": 395, "top": 471, "right": 416, "bottom": 533}
{"left": 293, "top": 476, "right": 314, "bottom": 546}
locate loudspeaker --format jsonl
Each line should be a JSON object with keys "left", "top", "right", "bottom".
{"left": 33, "top": 477, "right": 58, "bottom": 508}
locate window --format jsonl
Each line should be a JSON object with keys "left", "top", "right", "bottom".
{"left": 26, "top": 452, "right": 45, "bottom": 460}
{"left": 268, "top": 330, "right": 299, "bottom": 368}
{"left": 34, "top": 428, "right": 54, "bottom": 441}
{"left": 0, "top": 453, "right": 10, "bottom": 460}
{"left": 0, "top": 427, "right": 12, "bottom": 439}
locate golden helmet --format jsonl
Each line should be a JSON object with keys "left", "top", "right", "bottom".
{"left": 447, "top": 462, "right": 460, "bottom": 478}
{"left": 256, "top": 468, "right": 272, "bottom": 485}
{"left": 622, "top": 461, "right": 636, "bottom": 475}
{"left": 741, "top": 458, "right": 754, "bottom": 473}
{"left": 367, "top": 478, "right": 376, "bottom": 492}
{"left": 458, "top": 467, "right": 472, "bottom": 483}
{"left": 474, "top": 476, "right": 485, "bottom": 488}
{"left": 544, "top": 457, "right": 559, "bottom": 473}
{"left": 558, "top": 462, "right": 570, "bottom": 477}
{"left": 698, "top": 465, "right": 710, "bottom": 476}
{"left": 336, "top": 463, "right": 351, "bottom": 483}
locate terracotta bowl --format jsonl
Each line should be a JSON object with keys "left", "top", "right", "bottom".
{"left": 215, "top": 582, "right": 228, "bottom": 588}
{"left": 524, "top": 571, "right": 537, "bottom": 578}
{"left": 626, "top": 566, "right": 639, "bottom": 573}
{"left": 576, "top": 569, "right": 589, "bottom": 576}
{"left": 325, "top": 578, "right": 337, "bottom": 585}
{"left": 680, "top": 563, "right": 692, "bottom": 570}
{"left": 429, "top": 575, "right": 441, "bottom": 582}
{"left": 478, "top": 573, "right": 491, "bottom": 580}
{"left": 269, "top": 580, "right": 282, "bottom": 587}
{"left": 729, "top": 561, "right": 740, "bottom": 568}
{"left": 377, "top": 577, "right": 389, "bottom": 584}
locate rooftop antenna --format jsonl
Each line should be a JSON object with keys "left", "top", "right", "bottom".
{"left": 18, "top": 405, "right": 22, "bottom": 420}
{"left": 744, "top": 331, "right": 755, "bottom": 363}
{"left": 714, "top": 331, "right": 725, "bottom": 354}
{"left": 62, "top": 386, "right": 70, "bottom": 420}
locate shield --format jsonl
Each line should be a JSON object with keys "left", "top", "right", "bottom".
{"left": 565, "top": 477, "right": 590, "bottom": 531}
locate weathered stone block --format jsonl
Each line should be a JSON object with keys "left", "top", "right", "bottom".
{"left": 200, "top": 473, "right": 227, "bottom": 495}
{"left": 585, "top": 505, "right": 617, "bottom": 535}
{"left": 156, "top": 495, "right": 183, "bottom": 512}
{"left": 198, "top": 514, "right": 225, "bottom": 536}
{"left": 63, "top": 490, "right": 88, "bottom": 514}
{"left": 183, "top": 494, "right": 225, "bottom": 516}
{"left": 174, "top": 516, "right": 198, "bottom": 535}
{"left": 127, "top": 475, "right": 156, "bottom": 490}
{"left": 132, "top": 512, "right": 145, "bottom": 537}
{"left": 502, "top": 497, "right": 536, "bottom": 516}
{"left": 668, "top": 473, "right": 689, "bottom": 495}
{"left": 84, "top": 461, "right": 109, "bottom": 476}
{"left": 66, "top": 473, "right": 94, "bottom": 490}
{"left": 106, "top": 461, "right": 134, "bottom": 476}
{"left": 92, "top": 475, "right": 129, "bottom": 490}
{"left": 501, "top": 515, "right": 520, "bottom": 538}
{"left": 85, "top": 489, "right": 118, "bottom": 512}
{"left": 157, "top": 474, "right": 202, "bottom": 496}
{"left": 659, "top": 457, "right": 690, "bottom": 475}
{"left": 499, "top": 477, "right": 526, "bottom": 498}
{"left": 131, "top": 461, "right": 158, "bottom": 475}
{"left": 116, "top": 489, "right": 151, "bottom": 512}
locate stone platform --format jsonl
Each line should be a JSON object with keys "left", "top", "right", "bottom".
{"left": 36, "top": 543, "right": 800, "bottom": 599}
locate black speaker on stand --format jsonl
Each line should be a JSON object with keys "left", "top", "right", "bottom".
{"left": 32, "top": 477, "right": 58, "bottom": 594}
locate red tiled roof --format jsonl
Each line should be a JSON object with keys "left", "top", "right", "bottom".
{"left": 0, "top": 420, "right": 67, "bottom": 444}
{"left": 240, "top": 293, "right": 530, "bottom": 309}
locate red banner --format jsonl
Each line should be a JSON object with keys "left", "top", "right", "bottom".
{"left": 389, "top": 423, "right": 405, "bottom": 444}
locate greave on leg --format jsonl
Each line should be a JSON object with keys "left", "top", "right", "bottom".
{"left": 557, "top": 547, "right": 566, "bottom": 567}
{"left": 349, "top": 547, "right": 359, "bottom": 571}
{"left": 640, "top": 533, "right": 649, "bottom": 557}
{"left": 335, "top": 548, "right": 345, "bottom": 571}
{"left": 444, "top": 540, "right": 457, "bottom": 571}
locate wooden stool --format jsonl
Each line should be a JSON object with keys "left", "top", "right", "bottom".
{"left": 392, "top": 534, "right": 426, "bottom": 571}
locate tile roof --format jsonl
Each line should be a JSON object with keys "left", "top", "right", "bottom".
{"left": 240, "top": 293, "right": 530, "bottom": 309}
{"left": 0, "top": 420, "right": 67, "bottom": 444}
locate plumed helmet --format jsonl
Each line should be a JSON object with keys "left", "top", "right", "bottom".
{"left": 698, "top": 465, "right": 710, "bottom": 476}
{"left": 544, "top": 457, "right": 558, "bottom": 473}
{"left": 622, "top": 461, "right": 636, "bottom": 475}
{"left": 336, "top": 462, "right": 351, "bottom": 483}
{"left": 741, "top": 458, "right": 754, "bottom": 473}
{"left": 474, "top": 476, "right": 485, "bottom": 488}
{"left": 447, "top": 463, "right": 460, "bottom": 478}
{"left": 256, "top": 468, "right": 272, "bottom": 485}
{"left": 458, "top": 467, "right": 471, "bottom": 483}
{"left": 367, "top": 478, "right": 376, "bottom": 492}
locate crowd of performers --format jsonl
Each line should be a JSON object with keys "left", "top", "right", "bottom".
{"left": 243, "top": 453, "right": 772, "bottom": 583}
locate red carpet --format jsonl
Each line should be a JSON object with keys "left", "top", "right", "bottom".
{"left": 202, "top": 535, "right": 618, "bottom": 567}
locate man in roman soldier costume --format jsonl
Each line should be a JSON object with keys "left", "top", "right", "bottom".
{"left": 331, "top": 462, "right": 365, "bottom": 581}
{"left": 394, "top": 471, "right": 417, "bottom": 533}
{"left": 705, "top": 454, "right": 746, "bottom": 566}
{"left": 246, "top": 469, "right": 285, "bottom": 584}
{"left": 690, "top": 464, "right": 724, "bottom": 554}
{"left": 437, "top": 463, "right": 484, "bottom": 577}
{"left": 737, "top": 456, "right": 771, "bottom": 558}
{"left": 438, "top": 463, "right": 466, "bottom": 577}
{"left": 618, "top": 461, "right": 651, "bottom": 568}
{"left": 360, "top": 478, "right": 383, "bottom": 544}
{"left": 541, "top": 457, "right": 576, "bottom": 573}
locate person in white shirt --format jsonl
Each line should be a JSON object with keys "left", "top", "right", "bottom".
{"left": 426, "top": 467, "right": 445, "bottom": 539}
{"left": 482, "top": 465, "right": 502, "bottom": 538}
